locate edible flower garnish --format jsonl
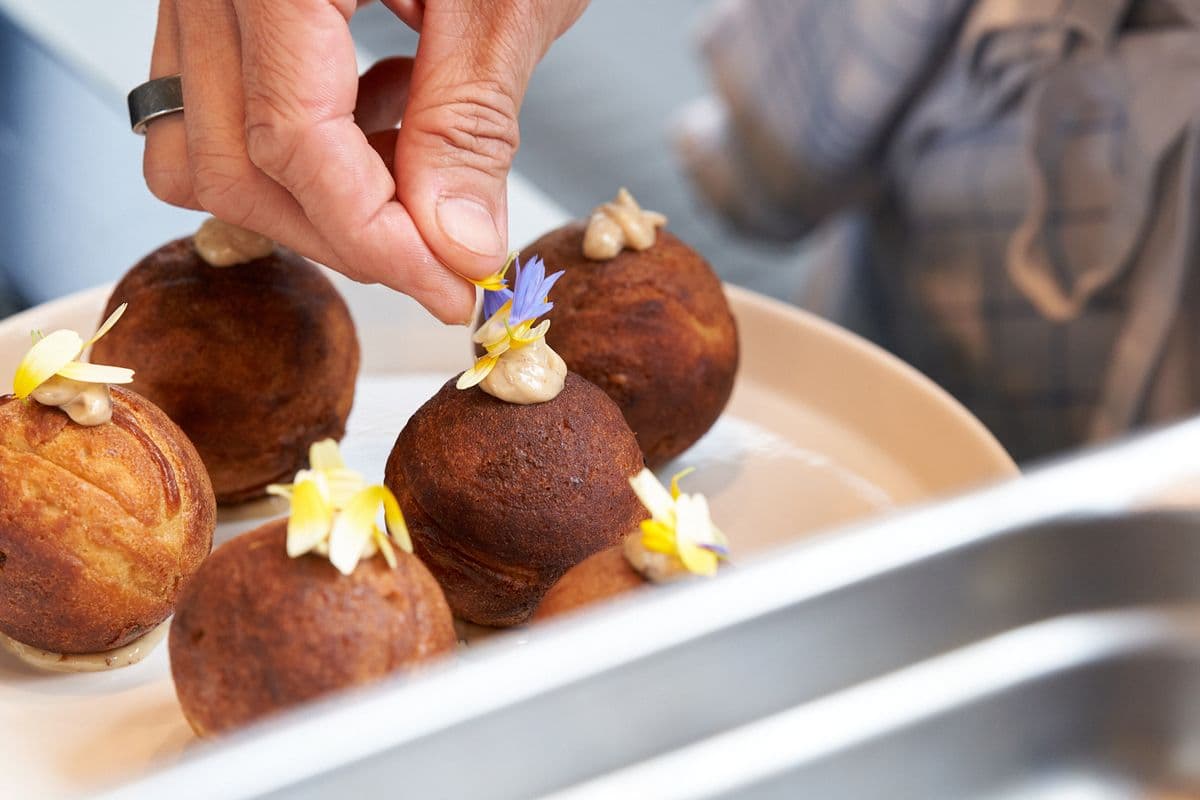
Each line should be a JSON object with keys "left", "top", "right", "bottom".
{"left": 12, "top": 304, "right": 134, "bottom": 399}
{"left": 469, "top": 250, "right": 517, "bottom": 295}
{"left": 266, "top": 439, "right": 412, "bottom": 576}
{"left": 629, "top": 467, "right": 729, "bottom": 577}
{"left": 457, "top": 254, "right": 564, "bottom": 390}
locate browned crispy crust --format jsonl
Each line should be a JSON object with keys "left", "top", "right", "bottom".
{"left": 533, "top": 545, "right": 647, "bottom": 621}
{"left": 169, "top": 519, "right": 456, "bottom": 737}
{"left": 90, "top": 238, "right": 360, "bottom": 504}
{"left": 523, "top": 223, "right": 739, "bottom": 467}
{"left": 385, "top": 374, "right": 646, "bottom": 627}
{"left": 0, "top": 388, "right": 215, "bottom": 653}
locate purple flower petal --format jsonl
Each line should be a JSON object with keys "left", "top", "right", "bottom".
{"left": 482, "top": 287, "right": 513, "bottom": 319}
{"left": 508, "top": 255, "right": 564, "bottom": 326}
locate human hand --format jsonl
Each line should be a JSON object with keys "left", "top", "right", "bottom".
{"left": 142, "top": 0, "right": 587, "bottom": 323}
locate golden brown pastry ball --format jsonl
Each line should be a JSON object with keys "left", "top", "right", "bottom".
{"left": 0, "top": 388, "right": 215, "bottom": 654}
{"left": 525, "top": 224, "right": 739, "bottom": 468}
{"left": 170, "top": 519, "right": 456, "bottom": 737}
{"left": 385, "top": 374, "right": 645, "bottom": 627}
{"left": 533, "top": 545, "right": 647, "bottom": 621}
{"left": 90, "top": 238, "right": 360, "bottom": 504}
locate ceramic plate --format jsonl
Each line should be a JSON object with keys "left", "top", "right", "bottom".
{"left": 0, "top": 278, "right": 1015, "bottom": 797}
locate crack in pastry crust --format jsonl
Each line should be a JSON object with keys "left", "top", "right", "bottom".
{"left": 0, "top": 388, "right": 214, "bottom": 653}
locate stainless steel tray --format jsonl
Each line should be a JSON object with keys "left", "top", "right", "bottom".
{"left": 102, "top": 420, "right": 1200, "bottom": 799}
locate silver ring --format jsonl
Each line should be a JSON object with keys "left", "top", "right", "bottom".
{"left": 127, "top": 75, "right": 184, "bottom": 135}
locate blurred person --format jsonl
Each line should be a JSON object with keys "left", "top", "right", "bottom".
{"left": 678, "top": 0, "right": 1200, "bottom": 460}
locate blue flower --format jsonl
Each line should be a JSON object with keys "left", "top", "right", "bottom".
{"left": 508, "top": 255, "right": 564, "bottom": 326}
{"left": 482, "top": 287, "right": 513, "bottom": 320}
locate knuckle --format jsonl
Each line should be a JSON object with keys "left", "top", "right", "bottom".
{"left": 190, "top": 150, "right": 253, "bottom": 222}
{"left": 244, "top": 115, "right": 304, "bottom": 180}
{"left": 241, "top": 48, "right": 333, "bottom": 181}
{"left": 245, "top": 119, "right": 324, "bottom": 204}
{"left": 421, "top": 82, "right": 520, "bottom": 178}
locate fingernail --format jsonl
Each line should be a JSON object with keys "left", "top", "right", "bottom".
{"left": 437, "top": 196, "right": 503, "bottom": 257}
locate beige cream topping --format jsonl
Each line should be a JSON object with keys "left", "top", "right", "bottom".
{"left": 1, "top": 620, "right": 169, "bottom": 673}
{"left": 582, "top": 187, "right": 667, "bottom": 260}
{"left": 480, "top": 338, "right": 567, "bottom": 404}
{"left": 30, "top": 374, "right": 113, "bottom": 426}
{"left": 622, "top": 532, "right": 691, "bottom": 584}
{"left": 193, "top": 217, "right": 275, "bottom": 267}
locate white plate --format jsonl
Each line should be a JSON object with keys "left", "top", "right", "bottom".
{"left": 0, "top": 278, "right": 1016, "bottom": 798}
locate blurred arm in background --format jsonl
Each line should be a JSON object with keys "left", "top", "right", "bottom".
{"left": 679, "top": 0, "right": 1200, "bottom": 461}
{"left": 677, "top": 0, "right": 968, "bottom": 241}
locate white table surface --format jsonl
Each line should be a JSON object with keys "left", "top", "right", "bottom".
{"left": 0, "top": 0, "right": 570, "bottom": 245}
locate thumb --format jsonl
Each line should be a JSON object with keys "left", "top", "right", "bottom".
{"left": 392, "top": 4, "right": 547, "bottom": 280}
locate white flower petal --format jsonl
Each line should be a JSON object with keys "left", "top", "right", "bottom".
{"left": 629, "top": 468, "right": 675, "bottom": 524}
{"left": 307, "top": 438, "right": 345, "bottom": 472}
{"left": 674, "top": 494, "right": 720, "bottom": 576}
{"left": 323, "top": 468, "right": 366, "bottom": 508}
{"left": 84, "top": 303, "right": 128, "bottom": 349}
{"left": 55, "top": 361, "right": 135, "bottom": 385}
{"left": 473, "top": 306, "right": 511, "bottom": 346}
{"left": 327, "top": 487, "right": 380, "bottom": 575}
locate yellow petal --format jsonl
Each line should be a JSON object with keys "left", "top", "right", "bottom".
{"left": 374, "top": 527, "right": 398, "bottom": 569}
{"left": 456, "top": 355, "right": 500, "bottom": 390}
{"left": 328, "top": 486, "right": 384, "bottom": 574}
{"left": 468, "top": 251, "right": 517, "bottom": 291}
{"left": 629, "top": 468, "right": 675, "bottom": 524}
{"left": 677, "top": 539, "right": 719, "bottom": 576}
{"left": 287, "top": 480, "right": 334, "bottom": 558}
{"left": 84, "top": 303, "right": 128, "bottom": 349}
{"left": 483, "top": 337, "right": 512, "bottom": 358}
{"left": 380, "top": 486, "right": 412, "bottom": 553}
{"left": 55, "top": 361, "right": 135, "bottom": 385}
{"left": 508, "top": 319, "right": 550, "bottom": 346}
{"left": 307, "top": 438, "right": 345, "bottom": 472}
{"left": 12, "top": 329, "right": 84, "bottom": 398}
{"left": 669, "top": 467, "right": 696, "bottom": 500}
{"left": 709, "top": 522, "right": 731, "bottom": 553}
{"left": 376, "top": 532, "right": 398, "bottom": 568}
{"left": 673, "top": 494, "right": 719, "bottom": 576}
{"left": 470, "top": 273, "right": 508, "bottom": 291}
{"left": 639, "top": 519, "right": 677, "bottom": 554}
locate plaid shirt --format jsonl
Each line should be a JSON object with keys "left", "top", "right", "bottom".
{"left": 679, "top": 0, "right": 1200, "bottom": 460}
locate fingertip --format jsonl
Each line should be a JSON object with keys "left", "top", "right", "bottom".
{"left": 362, "top": 230, "right": 478, "bottom": 324}
{"left": 418, "top": 280, "right": 477, "bottom": 326}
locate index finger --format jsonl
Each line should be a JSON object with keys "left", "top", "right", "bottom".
{"left": 232, "top": 0, "right": 478, "bottom": 323}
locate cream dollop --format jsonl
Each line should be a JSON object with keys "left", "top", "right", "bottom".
{"left": 1, "top": 620, "right": 169, "bottom": 673}
{"left": 479, "top": 338, "right": 567, "bottom": 404}
{"left": 193, "top": 217, "right": 275, "bottom": 267}
{"left": 29, "top": 374, "right": 112, "bottom": 426}
{"left": 582, "top": 188, "right": 667, "bottom": 260}
{"left": 622, "top": 532, "right": 691, "bottom": 584}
